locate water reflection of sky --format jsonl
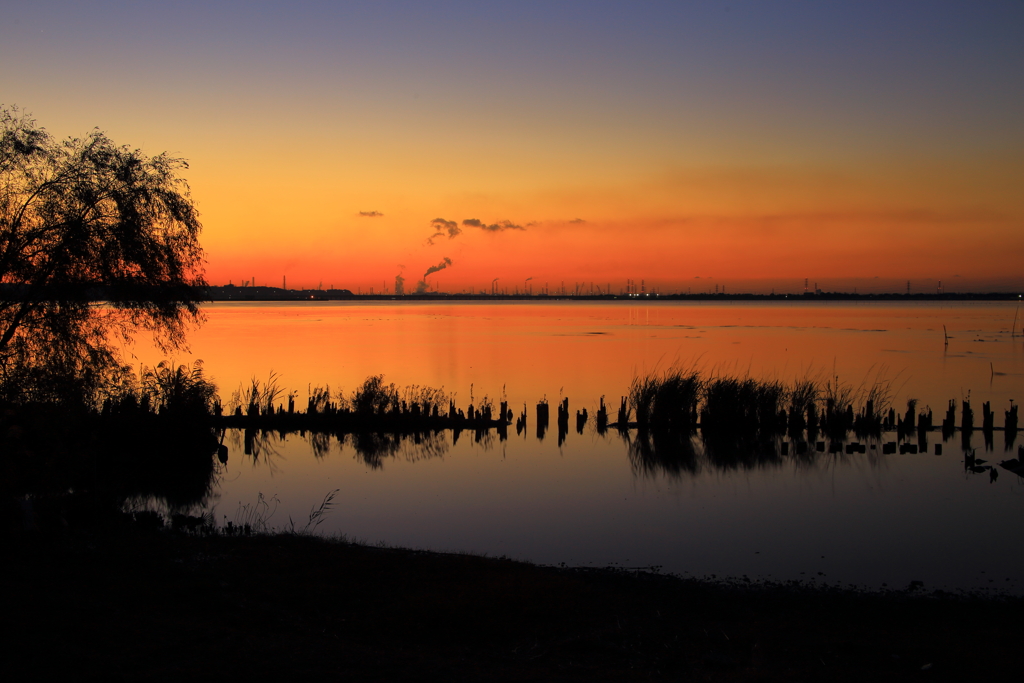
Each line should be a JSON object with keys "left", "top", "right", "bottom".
{"left": 130, "top": 301, "right": 1023, "bottom": 593}
{"left": 132, "top": 301, "right": 1023, "bottom": 421}
{"left": 207, "top": 424, "right": 1024, "bottom": 595}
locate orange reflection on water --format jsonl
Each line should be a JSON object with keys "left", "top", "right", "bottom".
{"left": 129, "top": 301, "right": 1022, "bottom": 415}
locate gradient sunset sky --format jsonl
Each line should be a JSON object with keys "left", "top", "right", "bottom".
{"left": 3, "top": 1, "right": 1022, "bottom": 293}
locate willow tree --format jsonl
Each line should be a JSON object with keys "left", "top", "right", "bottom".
{"left": 0, "top": 107, "right": 207, "bottom": 403}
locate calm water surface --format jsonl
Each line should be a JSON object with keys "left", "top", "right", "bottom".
{"left": 136, "top": 301, "right": 1024, "bottom": 592}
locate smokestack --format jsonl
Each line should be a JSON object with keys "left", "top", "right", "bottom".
{"left": 416, "top": 256, "right": 452, "bottom": 293}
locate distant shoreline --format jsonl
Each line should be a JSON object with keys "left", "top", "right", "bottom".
{"left": 205, "top": 285, "right": 1022, "bottom": 302}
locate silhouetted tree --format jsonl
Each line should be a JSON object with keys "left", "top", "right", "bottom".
{"left": 0, "top": 107, "right": 206, "bottom": 404}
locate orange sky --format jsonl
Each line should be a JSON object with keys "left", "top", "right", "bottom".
{"left": 198, "top": 151, "right": 1022, "bottom": 293}
{"left": 3, "top": 2, "right": 1022, "bottom": 293}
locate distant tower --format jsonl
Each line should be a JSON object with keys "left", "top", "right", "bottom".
{"left": 907, "top": 280, "right": 911, "bottom": 295}
{"left": 938, "top": 280, "right": 943, "bottom": 294}
{"left": 641, "top": 279, "right": 645, "bottom": 295}
{"left": 804, "top": 278, "right": 809, "bottom": 293}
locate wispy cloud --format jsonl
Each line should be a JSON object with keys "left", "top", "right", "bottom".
{"left": 358, "top": 211, "right": 384, "bottom": 217}
{"left": 463, "top": 218, "right": 526, "bottom": 232}
{"left": 427, "top": 217, "right": 462, "bottom": 244}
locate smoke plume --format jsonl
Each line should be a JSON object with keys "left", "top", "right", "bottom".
{"left": 416, "top": 257, "right": 453, "bottom": 293}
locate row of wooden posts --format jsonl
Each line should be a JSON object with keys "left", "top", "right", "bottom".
{"left": 226, "top": 391, "right": 1019, "bottom": 444}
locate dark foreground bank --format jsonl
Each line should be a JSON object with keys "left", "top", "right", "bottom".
{"left": 7, "top": 526, "right": 1021, "bottom": 682}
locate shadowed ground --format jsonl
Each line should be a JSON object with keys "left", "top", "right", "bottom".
{"left": 7, "top": 527, "right": 1020, "bottom": 681}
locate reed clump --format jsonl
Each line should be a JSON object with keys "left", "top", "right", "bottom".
{"left": 787, "top": 379, "right": 818, "bottom": 436}
{"left": 352, "top": 375, "right": 399, "bottom": 415}
{"left": 624, "top": 365, "right": 899, "bottom": 440}
{"left": 628, "top": 368, "right": 702, "bottom": 430}
{"left": 229, "top": 372, "right": 283, "bottom": 417}
{"left": 99, "top": 360, "right": 219, "bottom": 420}
{"left": 307, "top": 384, "right": 333, "bottom": 414}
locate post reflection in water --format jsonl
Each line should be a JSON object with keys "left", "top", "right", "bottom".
{"left": 207, "top": 413, "right": 1023, "bottom": 596}
{"left": 125, "top": 301, "right": 1023, "bottom": 593}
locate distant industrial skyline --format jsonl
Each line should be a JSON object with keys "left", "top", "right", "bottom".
{"left": 208, "top": 275, "right": 1014, "bottom": 297}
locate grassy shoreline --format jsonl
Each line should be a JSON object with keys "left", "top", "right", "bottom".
{"left": 8, "top": 525, "right": 1021, "bottom": 681}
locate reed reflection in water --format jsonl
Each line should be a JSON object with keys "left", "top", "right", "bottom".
{"left": 114, "top": 300, "right": 1024, "bottom": 592}
{"left": 227, "top": 426, "right": 453, "bottom": 471}
{"left": 207, "top": 418, "right": 1024, "bottom": 595}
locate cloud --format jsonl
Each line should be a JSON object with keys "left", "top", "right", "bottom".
{"left": 358, "top": 211, "right": 384, "bottom": 217}
{"left": 427, "top": 217, "right": 462, "bottom": 244}
{"left": 432, "top": 217, "right": 459, "bottom": 232}
{"left": 569, "top": 218, "right": 586, "bottom": 224}
{"left": 463, "top": 218, "right": 526, "bottom": 232}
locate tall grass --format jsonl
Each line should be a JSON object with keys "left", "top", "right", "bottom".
{"left": 822, "top": 369, "right": 855, "bottom": 436}
{"left": 401, "top": 383, "right": 449, "bottom": 417}
{"left": 788, "top": 378, "right": 818, "bottom": 434}
{"left": 98, "top": 359, "right": 219, "bottom": 418}
{"left": 233, "top": 492, "right": 280, "bottom": 534}
{"left": 289, "top": 488, "right": 340, "bottom": 535}
{"left": 141, "top": 360, "right": 218, "bottom": 417}
{"left": 351, "top": 374, "right": 399, "bottom": 415}
{"left": 307, "top": 384, "right": 333, "bottom": 414}
{"left": 231, "top": 372, "right": 284, "bottom": 416}
{"left": 702, "top": 376, "right": 760, "bottom": 433}
{"left": 628, "top": 368, "right": 702, "bottom": 429}
{"left": 627, "top": 364, "right": 902, "bottom": 438}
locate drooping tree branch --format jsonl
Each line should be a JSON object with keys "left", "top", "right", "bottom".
{"left": 0, "top": 106, "right": 207, "bottom": 404}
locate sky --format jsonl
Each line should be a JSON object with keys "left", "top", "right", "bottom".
{"left": 3, "top": 1, "right": 1022, "bottom": 293}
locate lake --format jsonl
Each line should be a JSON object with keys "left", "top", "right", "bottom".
{"left": 133, "top": 300, "right": 1024, "bottom": 593}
